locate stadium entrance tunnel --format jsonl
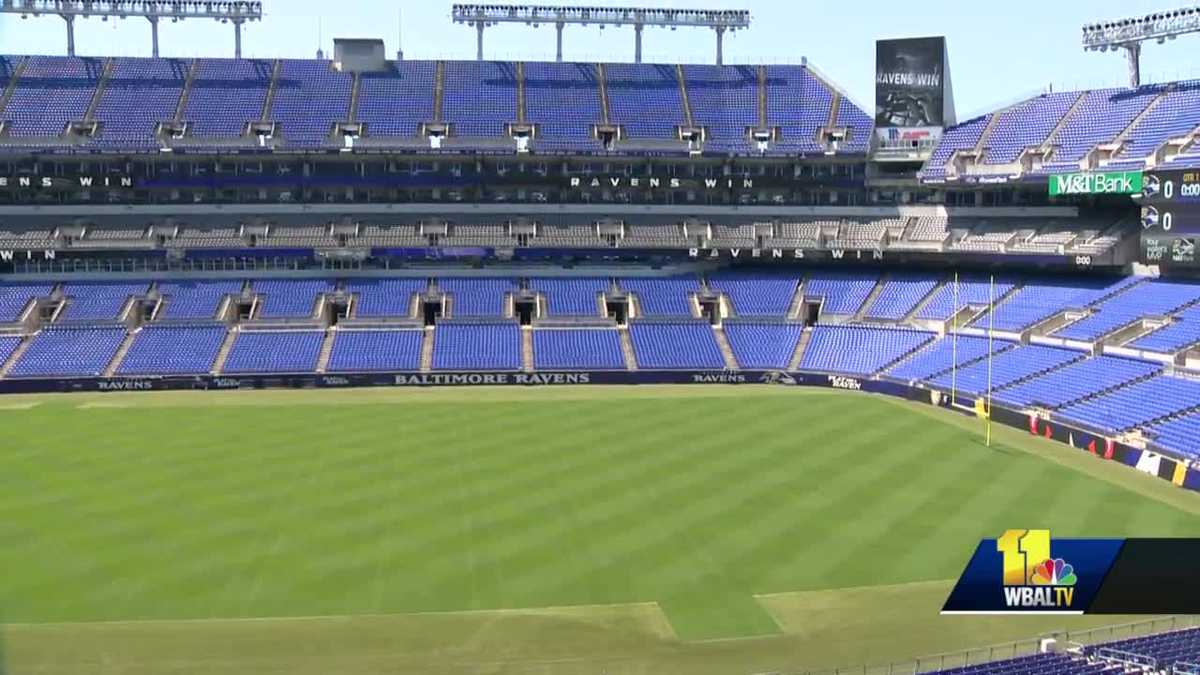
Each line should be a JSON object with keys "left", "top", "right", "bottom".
{"left": 802, "top": 300, "right": 822, "bottom": 326}
{"left": 606, "top": 298, "right": 629, "bottom": 325}
{"left": 234, "top": 300, "right": 256, "bottom": 321}
{"left": 325, "top": 298, "right": 351, "bottom": 325}
{"left": 699, "top": 296, "right": 722, "bottom": 325}
{"left": 422, "top": 299, "right": 443, "bottom": 326}
{"left": 513, "top": 297, "right": 538, "bottom": 326}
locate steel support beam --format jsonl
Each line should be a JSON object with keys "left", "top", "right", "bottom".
{"left": 714, "top": 26, "right": 725, "bottom": 66}
{"left": 62, "top": 13, "right": 75, "bottom": 56}
{"left": 634, "top": 23, "right": 643, "bottom": 63}
{"left": 476, "top": 22, "right": 485, "bottom": 61}
{"left": 148, "top": 16, "right": 159, "bottom": 57}
{"left": 555, "top": 22, "right": 564, "bottom": 62}
{"left": 1124, "top": 43, "right": 1142, "bottom": 88}
{"left": 233, "top": 19, "right": 244, "bottom": 59}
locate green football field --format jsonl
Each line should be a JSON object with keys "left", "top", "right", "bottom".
{"left": 2, "top": 386, "right": 1199, "bottom": 675}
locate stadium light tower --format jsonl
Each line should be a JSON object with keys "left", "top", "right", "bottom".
{"left": 450, "top": 4, "right": 750, "bottom": 65}
{"left": 0, "top": 0, "right": 264, "bottom": 58}
{"left": 1082, "top": 5, "right": 1200, "bottom": 87}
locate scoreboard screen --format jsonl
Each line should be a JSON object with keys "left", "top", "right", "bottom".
{"left": 1139, "top": 169, "right": 1200, "bottom": 266}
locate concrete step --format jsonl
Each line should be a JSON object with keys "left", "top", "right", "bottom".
{"left": 102, "top": 329, "right": 139, "bottom": 377}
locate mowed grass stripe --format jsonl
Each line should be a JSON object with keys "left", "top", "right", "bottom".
{"left": 2, "top": 388, "right": 1199, "bottom": 647}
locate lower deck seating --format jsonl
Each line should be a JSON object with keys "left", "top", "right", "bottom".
{"left": 0, "top": 283, "right": 55, "bottom": 322}
{"left": 992, "top": 355, "right": 1160, "bottom": 409}
{"left": 800, "top": 325, "right": 932, "bottom": 375}
{"left": 619, "top": 277, "right": 700, "bottom": 317}
{"left": 1057, "top": 375, "right": 1200, "bottom": 433}
{"left": 723, "top": 323, "right": 802, "bottom": 369}
{"left": 0, "top": 335, "right": 21, "bottom": 367}
{"left": 327, "top": 329, "right": 423, "bottom": 372}
{"left": 118, "top": 324, "right": 227, "bottom": 375}
{"left": 432, "top": 323, "right": 520, "bottom": 370}
{"left": 1148, "top": 414, "right": 1200, "bottom": 459}
{"left": 628, "top": 322, "right": 724, "bottom": 369}
{"left": 223, "top": 330, "right": 324, "bottom": 373}
{"left": 887, "top": 335, "right": 1012, "bottom": 381}
{"left": 533, "top": 329, "right": 625, "bottom": 370}
{"left": 157, "top": 280, "right": 243, "bottom": 320}
{"left": 9, "top": 325, "right": 127, "bottom": 377}
{"left": 927, "top": 344, "right": 1081, "bottom": 396}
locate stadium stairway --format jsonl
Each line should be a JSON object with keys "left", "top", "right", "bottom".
{"left": 1102, "top": 84, "right": 1176, "bottom": 158}
{"left": 596, "top": 63, "right": 611, "bottom": 125}
{"left": 675, "top": 64, "right": 695, "bottom": 129}
{"left": 711, "top": 324, "right": 739, "bottom": 369}
{"left": 171, "top": 59, "right": 199, "bottom": 124}
{"left": 315, "top": 328, "right": 337, "bottom": 373}
{"left": 787, "top": 327, "right": 813, "bottom": 371}
{"left": 618, "top": 326, "right": 638, "bottom": 370}
{"left": 902, "top": 278, "right": 948, "bottom": 323}
{"left": 515, "top": 61, "right": 526, "bottom": 123}
{"left": 420, "top": 327, "right": 435, "bottom": 373}
{"left": 261, "top": 59, "right": 282, "bottom": 122}
{"left": 872, "top": 333, "right": 938, "bottom": 377}
{"left": 210, "top": 327, "right": 238, "bottom": 374}
{"left": 0, "top": 334, "right": 34, "bottom": 379}
{"left": 0, "top": 56, "right": 29, "bottom": 116}
{"left": 1034, "top": 90, "right": 1090, "bottom": 156}
{"left": 785, "top": 277, "right": 808, "bottom": 319}
{"left": 83, "top": 58, "right": 115, "bottom": 123}
{"left": 102, "top": 328, "right": 138, "bottom": 377}
{"left": 347, "top": 71, "right": 363, "bottom": 123}
{"left": 852, "top": 275, "right": 889, "bottom": 322}
{"left": 521, "top": 326, "right": 534, "bottom": 373}
{"left": 433, "top": 61, "right": 446, "bottom": 123}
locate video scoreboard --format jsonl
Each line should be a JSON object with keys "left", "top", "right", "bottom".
{"left": 1139, "top": 169, "right": 1200, "bottom": 267}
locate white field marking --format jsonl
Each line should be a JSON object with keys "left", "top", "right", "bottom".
{"left": 76, "top": 402, "right": 135, "bottom": 409}
{"left": 0, "top": 401, "right": 41, "bottom": 410}
{"left": 752, "top": 578, "right": 957, "bottom": 601}
{"left": 4, "top": 601, "right": 678, "bottom": 638}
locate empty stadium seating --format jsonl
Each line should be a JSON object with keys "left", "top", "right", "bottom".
{"left": 348, "top": 278, "right": 427, "bottom": 318}
{"left": 927, "top": 344, "right": 1081, "bottom": 396}
{"left": 723, "top": 323, "right": 802, "bottom": 369}
{"left": 533, "top": 329, "right": 625, "bottom": 370}
{"left": 223, "top": 330, "right": 323, "bottom": 373}
{"left": 9, "top": 325, "right": 126, "bottom": 377}
{"left": 628, "top": 322, "right": 724, "bottom": 369}
{"left": 157, "top": 280, "right": 242, "bottom": 320}
{"left": 0, "top": 54, "right": 873, "bottom": 155}
{"left": 529, "top": 278, "right": 608, "bottom": 316}
{"left": 1056, "top": 280, "right": 1200, "bottom": 341}
{"left": 252, "top": 279, "right": 332, "bottom": 319}
{"left": 992, "top": 355, "right": 1160, "bottom": 408}
{"left": 432, "top": 322, "right": 520, "bottom": 370}
{"left": 620, "top": 277, "right": 700, "bottom": 317}
{"left": 0, "top": 283, "right": 54, "bottom": 322}
{"left": 438, "top": 278, "right": 516, "bottom": 317}
{"left": 327, "top": 330, "right": 423, "bottom": 372}
{"left": 801, "top": 326, "right": 932, "bottom": 375}
{"left": 1057, "top": 375, "right": 1200, "bottom": 434}
{"left": 864, "top": 275, "right": 939, "bottom": 320}
{"left": 887, "top": 335, "right": 1013, "bottom": 382}
{"left": 707, "top": 273, "right": 799, "bottom": 317}
{"left": 118, "top": 324, "right": 226, "bottom": 375}
{"left": 804, "top": 271, "right": 878, "bottom": 315}
{"left": 59, "top": 282, "right": 148, "bottom": 321}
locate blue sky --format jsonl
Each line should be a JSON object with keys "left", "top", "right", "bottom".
{"left": 2, "top": 0, "right": 1198, "bottom": 118}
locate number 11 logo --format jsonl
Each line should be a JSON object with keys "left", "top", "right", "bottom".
{"left": 997, "top": 529, "right": 1051, "bottom": 586}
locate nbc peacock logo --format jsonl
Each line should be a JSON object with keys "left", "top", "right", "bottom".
{"left": 997, "top": 530, "right": 1077, "bottom": 609}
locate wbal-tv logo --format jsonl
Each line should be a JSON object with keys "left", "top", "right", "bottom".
{"left": 997, "top": 529, "right": 1077, "bottom": 609}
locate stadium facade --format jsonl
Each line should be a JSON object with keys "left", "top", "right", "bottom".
{"left": 1, "top": 37, "right": 1200, "bottom": 496}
